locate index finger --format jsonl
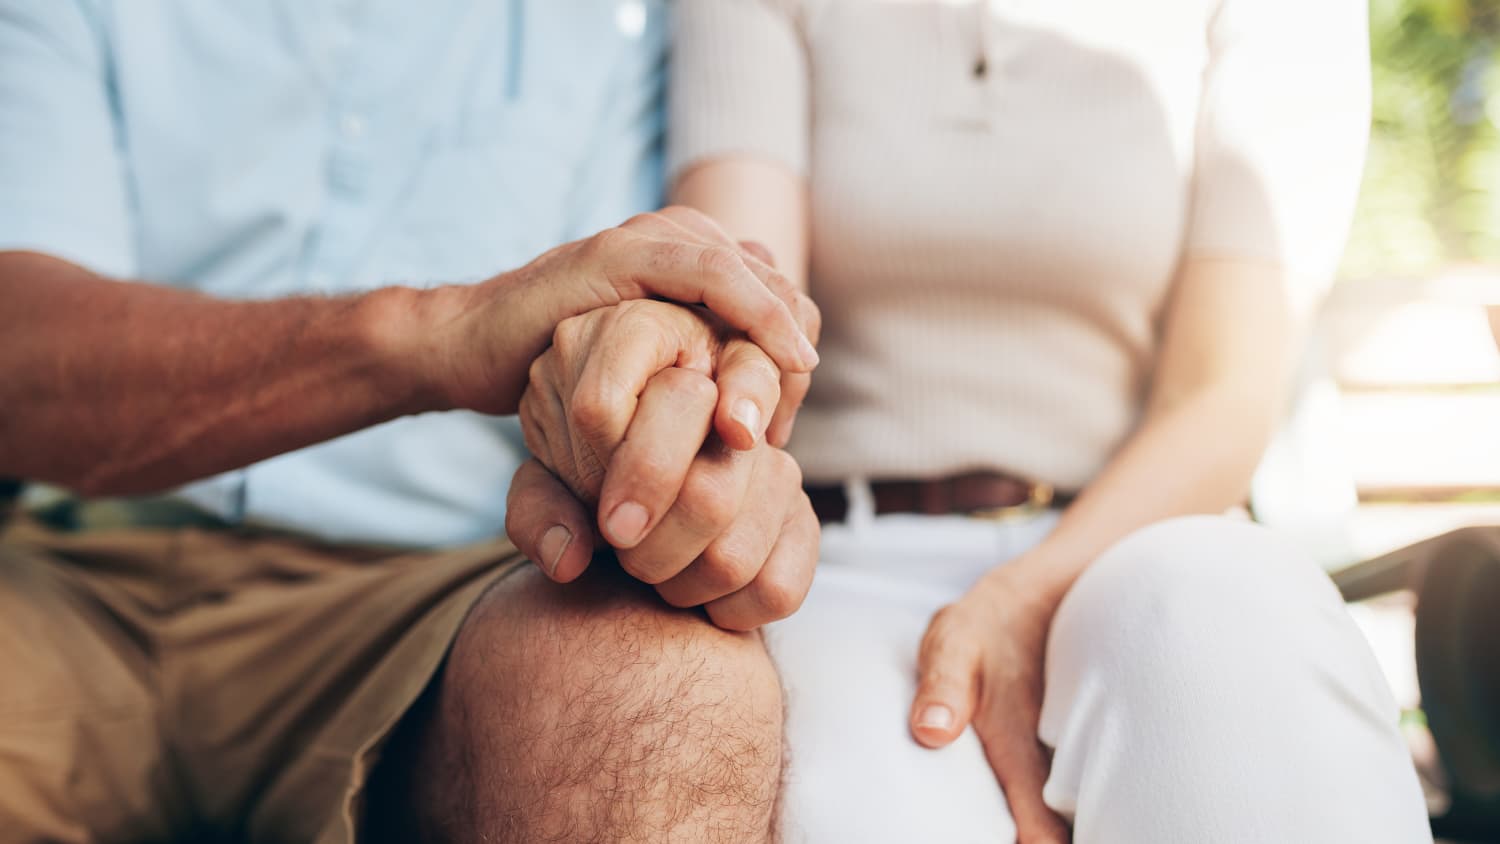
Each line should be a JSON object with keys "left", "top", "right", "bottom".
{"left": 597, "top": 367, "right": 718, "bottom": 550}
{"left": 624, "top": 208, "right": 813, "bottom": 371}
{"left": 639, "top": 209, "right": 810, "bottom": 319}
{"left": 608, "top": 236, "right": 818, "bottom": 373}
{"left": 644, "top": 206, "right": 805, "bottom": 312}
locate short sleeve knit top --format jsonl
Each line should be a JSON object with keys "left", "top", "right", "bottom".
{"left": 670, "top": 0, "right": 1370, "bottom": 488}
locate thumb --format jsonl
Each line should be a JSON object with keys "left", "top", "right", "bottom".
{"left": 505, "top": 459, "right": 597, "bottom": 583}
{"left": 910, "top": 607, "right": 982, "bottom": 748}
{"left": 712, "top": 338, "right": 781, "bottom": 450}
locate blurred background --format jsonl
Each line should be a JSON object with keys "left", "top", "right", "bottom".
{"left": 1267, "top": 0, "right": 1500, "bottom": 562}
{"left": 1276, "top": 2, "right": 1500, "bottom": 836}
{"left": 1352, "top": 0, "right": 1500, "bottom": 279}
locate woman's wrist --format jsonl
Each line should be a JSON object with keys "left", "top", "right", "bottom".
{"left": 987, "top": 543, "right": 1088, "bottom": 612}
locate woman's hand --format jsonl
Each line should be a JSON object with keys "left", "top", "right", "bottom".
{"left": 508, "top": 298, "right": 820, "bottom": 630}
{"left": 910, "top": 563, "right": 1072, "bottom": 844}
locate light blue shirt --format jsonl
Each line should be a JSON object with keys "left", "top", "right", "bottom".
{"left": 0, "top": 0, "right": 666, "bottom": 546}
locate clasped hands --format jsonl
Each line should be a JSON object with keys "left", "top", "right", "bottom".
{"left": 504, "top": 207, "right": 823, "bottom": 631}
{"left": 494, "top": 207, "right": 1069, "bottom": 841}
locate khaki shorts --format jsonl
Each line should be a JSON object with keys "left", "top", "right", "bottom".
{"left": 0, "top": 510, "right": 527, "bottom": 844}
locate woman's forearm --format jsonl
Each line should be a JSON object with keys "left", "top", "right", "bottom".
{"left": 672, "top": 158, "right": 810, "bottom": 291}
{"left": 1005, "top": 257, "right": 1300, "bottom": 603}
{"left": 1013, "top": 383, "right": 1282, "bottom": 603}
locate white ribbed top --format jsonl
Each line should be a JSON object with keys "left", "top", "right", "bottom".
{"left": 671, "top": 0, "right": 1370, "bottom": 488}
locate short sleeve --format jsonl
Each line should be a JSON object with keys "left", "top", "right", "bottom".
{"left": 0, "top": 0, "right": 135, "bottom": 277}
{"left": 668, "top": 0, "right": 810, "bottom": 181}
{"left": 1185, "top": 0, "right": 1370, "bottom": 311}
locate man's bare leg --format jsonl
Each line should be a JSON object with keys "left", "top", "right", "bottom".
{"left": 369, "top": 562, "right": 786, "bottom": 843}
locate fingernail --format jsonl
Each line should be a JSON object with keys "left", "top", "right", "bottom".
{"left": 604, "top": 501, "right": 650, "bottom": 546}
{"left": 917, "top": 704, "right": 954, "bottom": 731}
{"left": 539, "top": 525, "right": 572, "bottom": 577}
{"left": 797, "top": 334, "right": 820, "bottom": 369}
{"left": 731, "top": 398, "right": 763, "bottom": 444}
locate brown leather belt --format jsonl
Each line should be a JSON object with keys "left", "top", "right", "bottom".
{"left": 805, "top": 472, "right": 1072, "bottom": 523}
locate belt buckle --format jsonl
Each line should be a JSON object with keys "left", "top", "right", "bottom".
{"left": 966, "top": 482, "right": 1055, "bottom": 522}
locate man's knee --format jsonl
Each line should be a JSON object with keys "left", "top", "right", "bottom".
{"left": 420, "top": 562, "right": 785, "bottom": 843}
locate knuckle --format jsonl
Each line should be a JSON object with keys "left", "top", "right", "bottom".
{"left": 660, "top": 367, "right": 717, "bottom": 406}
{"left": 799, "top": 296, "right": 823, "bottom": 339}
{"left": 619, "top": 448, "right": 679, "bottom": 493}
{"left": 656, "top": 583, "right": 702, "bottom": 609}
{"left": 737, "top": 238, "right": 773, "bottom": 265}
{"left": 617, "top": 551, "right": 666, "bottom": 585}
{"left": 657, "top": 587, "right": 697, "bottom": 610}
{"left": 697, "top": 245, "right": 745, "bottom": 284}
{"left": 677, "top": 565, "right": 741, "bottom": 607}
{"left": 670, "top": 204, "right": 708, "bottom": 223}
{"left": 517, "top": 393, "right": 545, "bottom": 444}
{"left": 611, "top": 296, "right": 664, "bottom": 327}
{"left": 661, "top": 204, "right": 712, "bottom": 230}
{"left": 567, "top": 384, "right": 616, "bottom": 438}
{"left": 646, "top": 239, "right": 695, "bottom": 274}
{"left": 587, "top": 226, "right": 629, "bottom": 259}
{"left": 525, "top": 354, "right": 552, "bottom": 391}
{"left": 704, "top": 602, "right": 745, "bottom": 632}
{"left": 620, "top": 211, "right": 661, "bottom": 231}
{"left": 551, "top": 314, "right": 590, "bottom": 361}
{"left": 769, "top": 448, "right": 803, "bottom": 487}
{"left": 733, "top": 350, "right": 782, "bottom": 388}
{"left": 754, "top": 565, "right": 807, "bottom": 621}
{"left": 679, "top": 470, "right": 739, "bottom": 532}
{"left": 701, "top": 542, "right": 760, "bottom": 595}
{"left": 762, "top": 265, "right": 796, "bottom": 296}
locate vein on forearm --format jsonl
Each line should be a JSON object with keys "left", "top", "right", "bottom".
{"left": 0, "top": 253, "right": 426, "bottom": 495}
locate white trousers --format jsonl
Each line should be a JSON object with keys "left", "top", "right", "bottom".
{"left": 765, "top": 501, "right": 1433, "bottom": 843}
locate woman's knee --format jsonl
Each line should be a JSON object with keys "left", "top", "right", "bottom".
{"left": 1038, "top": 526, "right": 1427, "bottom": 840}
{"left": 1046, "top": 515, "right": 1357, "bottom": 695}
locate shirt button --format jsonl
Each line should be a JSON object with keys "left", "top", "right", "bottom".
{"left": 339, "top": 113, "right": 366, "bottom": 139}
{"left": 615, "top": 1, "right": 646, "bottom": 38}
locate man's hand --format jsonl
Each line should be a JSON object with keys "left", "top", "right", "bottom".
{"left": 506, "top": 300, "right": 819, "bottom": 631}
{"left": 910, "top": 565, "right": 1072, "bottom": 844}
{"left": 0, "top": 207, "right": 815, "bottom": 496}
{"left": 432, "top": 206, "right": 819, "bottom": 420}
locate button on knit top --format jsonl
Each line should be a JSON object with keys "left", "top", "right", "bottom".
{"left": 669, "top": 0, "right": 1369, "bottom": 489}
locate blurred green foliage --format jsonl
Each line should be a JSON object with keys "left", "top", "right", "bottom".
{"left": 1343, "top": 0, "right": 1500, "bottom": 278}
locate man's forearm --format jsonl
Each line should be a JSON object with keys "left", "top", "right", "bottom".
{"left": 0, "top": 210, "right": 817, "bottom": 498}
{"left": 0, "top": 251, "right": 464, "bottom": 495}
